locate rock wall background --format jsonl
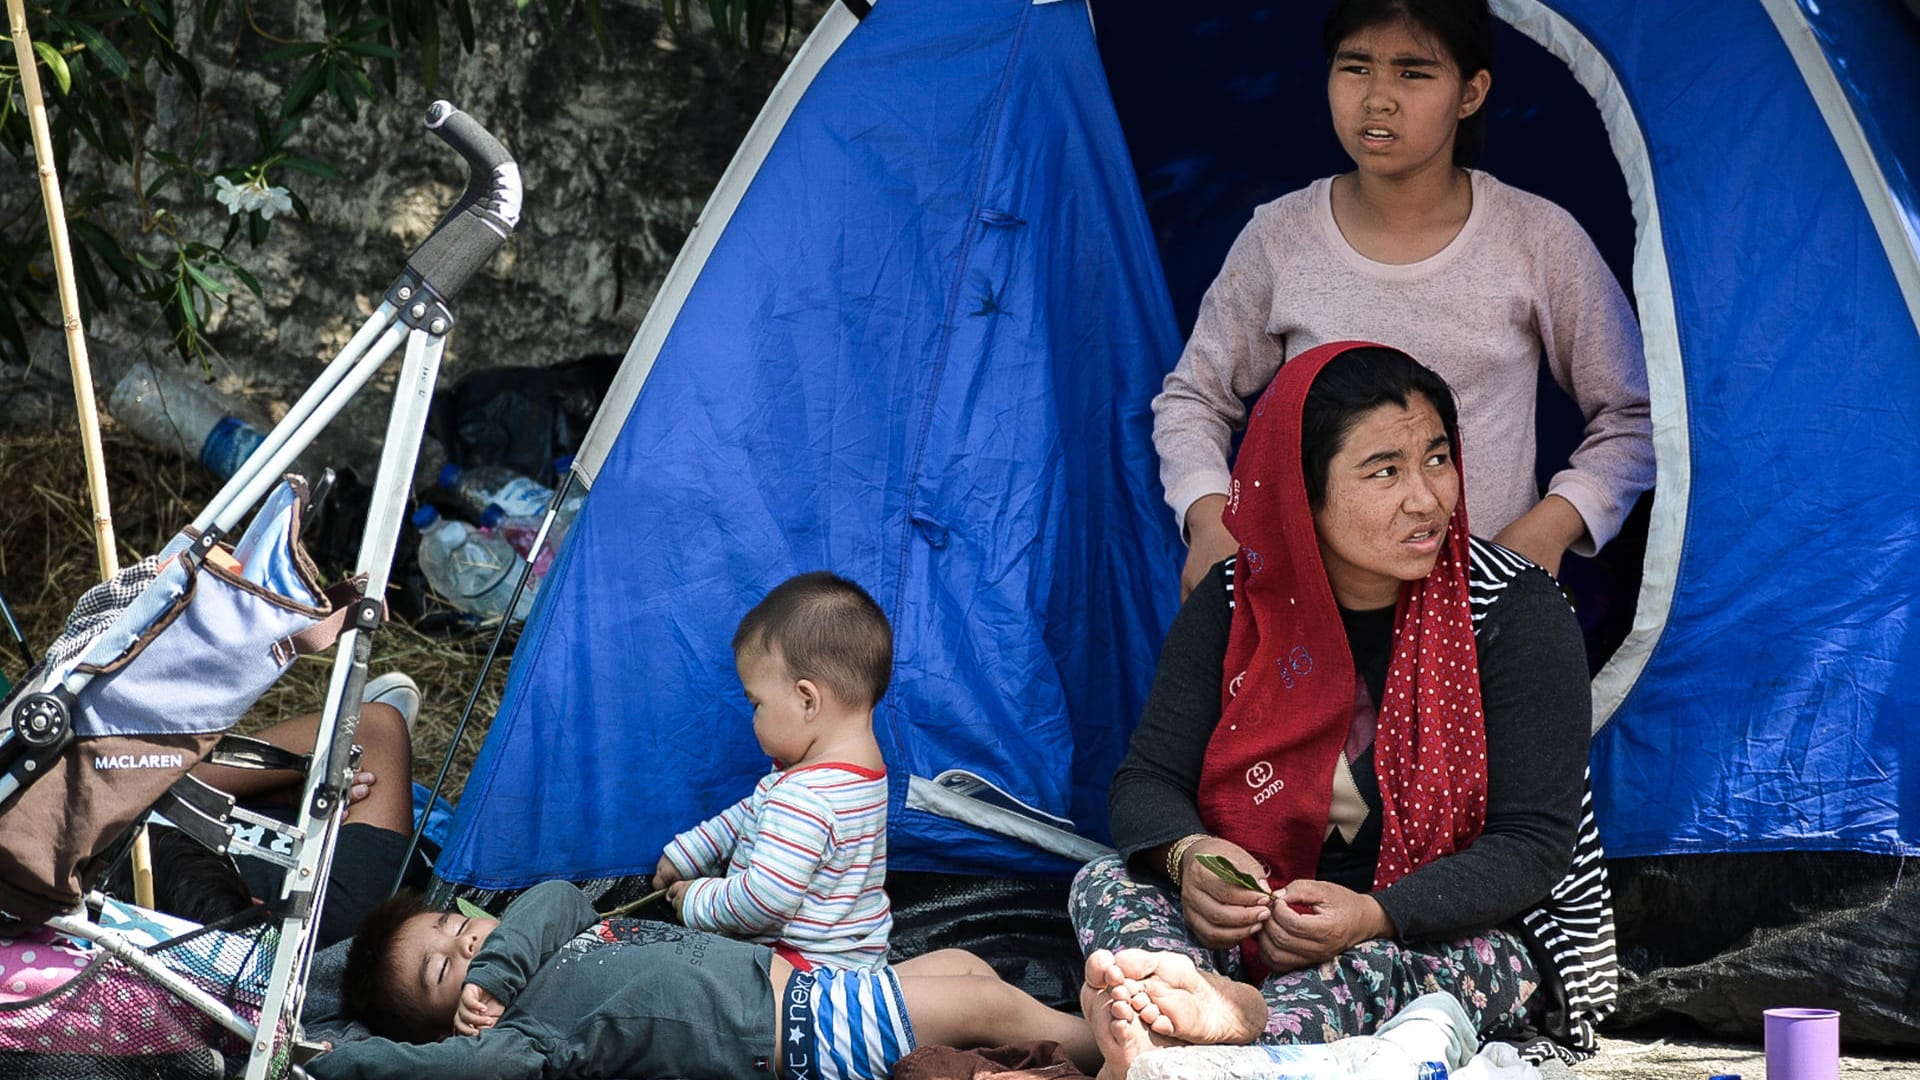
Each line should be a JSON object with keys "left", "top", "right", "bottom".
{"left": 3, "top": 1, "right": 819, "bottom": 477}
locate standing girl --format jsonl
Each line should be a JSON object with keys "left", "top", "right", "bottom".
{"left": 1153, "top": 0, "right": 1653, "bottom": 597}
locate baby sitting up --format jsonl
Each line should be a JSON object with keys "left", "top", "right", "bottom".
{"left": 309, "top": 879, "right": 1099, "bottom": 1079}
{"left": 656, "top": 571, "right": 896, "bottom": 970}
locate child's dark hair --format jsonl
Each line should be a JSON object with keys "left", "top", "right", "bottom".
{"left": 732, "top": 572, "right": 893, "bottom": 707}
{"left": 341, "top": 890, "right": 447, "bottom": 1043}
{"left": 1322, "top": 0, "right": 1495, "bottom": 165}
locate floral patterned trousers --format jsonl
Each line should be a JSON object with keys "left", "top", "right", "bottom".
{"left": 1068, "top": 854, "right": 1540, "bottom": 1044}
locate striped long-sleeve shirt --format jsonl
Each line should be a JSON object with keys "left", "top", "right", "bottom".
{"left": 663, "top": 763, "right": 891, "bottom": 970}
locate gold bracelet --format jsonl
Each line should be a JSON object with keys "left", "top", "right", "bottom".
{"left": 1165, "top": 833, "right": 1209, "bottom": 886}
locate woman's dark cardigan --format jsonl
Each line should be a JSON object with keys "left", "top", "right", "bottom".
{"left": 1107, "top": 537, "right": 1617, "bottom": 1059}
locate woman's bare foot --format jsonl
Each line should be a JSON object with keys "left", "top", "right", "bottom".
{"left": 1082, "top": 951, "right": 1174, "bottom": 1080}
{"left": 1107, "top": 948, "right": 1268, "bottom": 1046}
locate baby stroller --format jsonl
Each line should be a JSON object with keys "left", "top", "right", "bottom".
{"left": 0, "top": 101, "right": 520, "bottom": 1080}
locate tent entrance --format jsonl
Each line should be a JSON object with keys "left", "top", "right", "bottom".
{"left": 1093, "top": 0, "right": 1664, "bottom": 712}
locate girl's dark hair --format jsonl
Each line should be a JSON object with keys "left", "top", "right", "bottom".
{"left": 1301, "top": 346, "right": 1461, "bottom": 510}
{"left": 1321, "top": 0, "right": 1495, "bottom": 166}
{"left": 341, "top": 890, "right": 446, "bottom": 1043}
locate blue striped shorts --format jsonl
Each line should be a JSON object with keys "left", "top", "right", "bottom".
{"left": 780, "top": 966, "right": 917, "bottom": 1080}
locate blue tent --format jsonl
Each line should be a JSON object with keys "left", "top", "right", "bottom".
{"left": 435, "top": 0, "right": 1920, "bottom": 894}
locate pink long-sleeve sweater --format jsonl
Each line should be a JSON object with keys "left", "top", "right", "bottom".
{"left": 1152, "top": 170, "right": 1654, "bottom": 555}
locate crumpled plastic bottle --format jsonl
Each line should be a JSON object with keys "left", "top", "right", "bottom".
{"left": 412, "top": 505, "right": 533, "bottom": 623}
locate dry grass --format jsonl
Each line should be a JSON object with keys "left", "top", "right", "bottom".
{"left": 0, "top": 419, "right": 509, "bottom": 803}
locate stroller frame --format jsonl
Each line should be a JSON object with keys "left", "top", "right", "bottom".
{"left": 0, "top": 101, "right": 521, "bottom": 1079}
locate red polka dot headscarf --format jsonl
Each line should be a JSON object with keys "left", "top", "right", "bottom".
{"left": 1198, "top": 341, "right": 1487, "bottom": 895}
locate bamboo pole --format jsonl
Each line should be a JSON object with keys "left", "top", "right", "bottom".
{"left": 8, "top": 0, "right": 148, "bottom": 907}
{"left": 8, "top": 1, "right": 117, "bottom": 578}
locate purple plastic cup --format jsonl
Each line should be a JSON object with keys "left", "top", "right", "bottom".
{"left": 1764, "top": 1007, "right": 1840, "bottom": 1080}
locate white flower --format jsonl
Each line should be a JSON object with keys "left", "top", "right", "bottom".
{"left": 213, "top": 175, "right": 248, "bottom": 215}
{"left": 259, "top": 186, "right": 293, "bottom": 220}
{"left": 212, "top": 174, "right": 291, "bottom": 218}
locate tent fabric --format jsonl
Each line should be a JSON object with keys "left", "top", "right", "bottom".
{"left": 1573, "top": 0, "right": 1920, "bottom": 857}
{"left": 1783, "top": 0, "right": 1920, "bottom": 317}
{"left": 437, "top": 0, "right": 1920, "bottom": 893}
{"left": 439, "top": 0, "right": 1181, "bottom": 888}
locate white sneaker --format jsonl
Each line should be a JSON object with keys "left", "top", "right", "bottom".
{"left": 364, "top": 672, "right": 422, "bottom": 736}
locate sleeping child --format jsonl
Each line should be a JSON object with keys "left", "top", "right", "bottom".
{"left": 310, "top": 879, "right": 1099, "bottom": 1079}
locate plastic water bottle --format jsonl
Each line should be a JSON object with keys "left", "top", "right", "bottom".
{"left": 481, "top": 459, "right": 585, "bottom": 576}
{"left": 1128, "top": 1042, "right": 1445, "bottom": 1080}
{"left": 438, "top": 462, "right": 552, "bottom": 521}
{"left": 1127, "top": 990, "right": 1467, "bottom": 1080}
{"left": 109, "top": 361, "right": 275, "bottom": 480}
{"left": 411, "top": 506, "right": 532, "bottom": 622}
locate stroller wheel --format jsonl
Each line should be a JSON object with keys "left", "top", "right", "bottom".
{"left": 11, "top": 693, "right": 70, "bottom": 748}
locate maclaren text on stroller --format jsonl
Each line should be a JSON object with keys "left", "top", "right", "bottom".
{"left": 0, "top": 102, "right": 522, "bottom": 1080}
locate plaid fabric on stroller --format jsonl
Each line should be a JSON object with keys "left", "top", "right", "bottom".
{"left": 0, "top": 101, "right": 520, "bottom": 1079}
{"left": 0, "top": 478, "right": 349, "bottom": 931}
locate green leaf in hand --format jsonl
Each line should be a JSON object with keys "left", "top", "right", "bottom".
{"left": 1195, "top": 853, "right": 1270, "bottom": 895}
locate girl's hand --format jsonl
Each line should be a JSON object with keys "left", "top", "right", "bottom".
{"left": 1178, "top": 838, "right": 1271, "bottom": 949}
{"left": 1491, "top": 495, "right": 1586, "bottom": 578}
{"left": 1255, "top": 879, "right": 1394, "bottom": 971}
{"left": 454, "top": 983, "right": 501, "bottom": 1036}
{"left": 1181, "top": 495, "right": 1238, "bottom": 600}
{"left": 346, "top": 770, "right": 377, "bottom": 805}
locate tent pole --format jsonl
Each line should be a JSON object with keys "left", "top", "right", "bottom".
{"left": 394, "top": 470, "right": 575, "bottom": 900}
{"left": 7, "top": 0, "right": 144, "bottom": 906}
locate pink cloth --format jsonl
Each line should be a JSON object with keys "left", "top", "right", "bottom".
{"left": 0, "top": 926, "right": 93, "bottom": 1005}
{"left": 0, "top": 927, "right": 237, "bottom": 1057}
{"left": 1152, "top": 170, "right": 1653, "bottom": 554}
{"left": 0, "top": 912, "right": 264, "bottom": 1059}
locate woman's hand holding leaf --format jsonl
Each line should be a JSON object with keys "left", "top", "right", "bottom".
{"left": 1255, "top": 879, "right": 1395, "bottom": 971}
{"left": 1179, "top": 838, "right": 1271, "bottom": 949}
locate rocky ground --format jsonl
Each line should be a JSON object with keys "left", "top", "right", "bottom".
{"left": 1568, "top": 1030, "right": 1918, "bottom": 1079}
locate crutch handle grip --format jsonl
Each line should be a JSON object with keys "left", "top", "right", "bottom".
{"left": 406, "top": 101, "right": 523, "bottom": 307}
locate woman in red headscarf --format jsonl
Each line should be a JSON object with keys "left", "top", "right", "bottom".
{"left": 1070, "top": 343, "right": 1614, "bottom": 1074}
